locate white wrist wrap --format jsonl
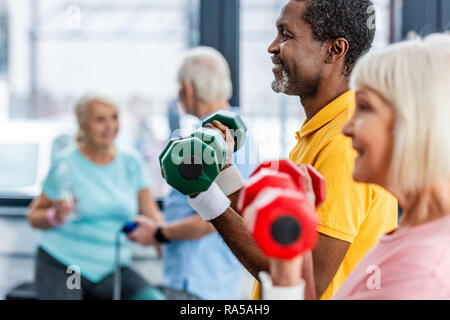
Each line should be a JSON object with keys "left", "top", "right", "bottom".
{"left": 259, "top": 271, "right": 305, "bottom": 300}
{"left": 215, "top": 165, "right": 245, "bottom": 196}
{"left": 187, "top": 182, "right": 231, "bottom": 221}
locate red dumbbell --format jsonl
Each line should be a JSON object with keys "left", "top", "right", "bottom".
{"left": 237, "top": 169, "right": 298, "bottom": 213}
{"left": 250, "top": 159, "right": 326, "bottom": 208}
{"left": 244, "top": 188, "right": 319, "bottom": 259}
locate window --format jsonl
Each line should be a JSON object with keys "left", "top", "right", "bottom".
{"left": 0, "top": 144, "right": 38, "bottom": 188}
{"left": 4, "top": 0, "right": 200, "bottom": 198}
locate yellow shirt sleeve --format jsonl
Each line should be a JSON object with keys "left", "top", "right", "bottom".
{"left": 313, "top": 136, "right": 368, "bottom": 243}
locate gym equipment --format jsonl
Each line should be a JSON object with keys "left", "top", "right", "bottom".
{"left": 244, "top": 188, "right": 318, "bottom": 259}
{"left": 158, "top": 129, "right": 227, "bottom": 177}
{"left": 122, "top": 220, "right": 138, "bottom": 234}
{"left": 237, "top": 169, "right": 298, "bottom": 213}
{"left": 240, "top": 160, "right": 325, "bottom": 259}
{"left": 160, "top": 136, "right": 221, "bottom": 195}
{"left": 201, "top": 109, "right": 247, "bottom": 152}
{"left": 250, "top": 159, "right": 326, "bottom": 207}
{"left": 159, "top": 110, "right": 247, "bottom": 195}
{"left": 158, "top": 137, "right": 183, "bottom": 177}
{"left": 190, "top": 127, "right": 228, "bottom": 169}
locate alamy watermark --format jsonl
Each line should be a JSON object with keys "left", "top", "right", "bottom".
{"left": 66, "top": 5, "right": 82, "bottom": 30}
{"left": 166, "top": 128, "right": 261, "bottom": 167}
{"left": 66, "top": 265, "right": 81, "bottom": 290}
{"left": 366, "top": 5, "right": 377, "bottom": 31}
{"left": 366, "top": 265, "right": 381, "bottom": 290}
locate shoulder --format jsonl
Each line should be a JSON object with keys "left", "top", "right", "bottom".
{"left": 322, "top": 134, "right": 353, "bottom": 156}
{"left": 314, "top": 135, "right": 355, "bottom": 174}
{"left": 49, "top": 147, "right": 78, "bottom": 167}
{"left": 116, "top": 147, "right": 151, "bottom": 188}
{"left": 116, "top": 147, "right": 145, "bottom": 164}
{"left": 335, "top": 234, "right": 450, "bottom": 299}
{"left": 115, "top": 148, "right": 148, "bottom": 177}
{"left": 380, "top": 221, "right": 450, "bottom": 274}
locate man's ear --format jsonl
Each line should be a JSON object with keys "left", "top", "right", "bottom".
{"left": 183, "top": 80, "right": 195, "bottom": 101}
{"left": 325, "top": 38, "right": 349, "bottom": 65}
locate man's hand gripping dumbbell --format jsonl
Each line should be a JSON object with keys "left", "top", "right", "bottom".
{"left": 159, "top": 109, "right": 247, "bottom": 197}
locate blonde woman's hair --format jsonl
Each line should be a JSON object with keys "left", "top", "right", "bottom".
{"left": 350, "top": 33, "right": 450, "bottom": 193}
{"left": 74, "top": 95, "right": 119, "bottom": 145}
{"left": 177, "top": 46, "right": 232, "bottom": 103}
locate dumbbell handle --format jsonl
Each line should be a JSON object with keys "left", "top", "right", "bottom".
{"left": 122, "top": 221, "right": 138, "bottom": 234}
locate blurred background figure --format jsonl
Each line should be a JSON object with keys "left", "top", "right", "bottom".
{"left": 129, "top": 46, "right": 259, "bottom": 300}
{"left": 167, "top": 99, "right": 182, "bottom": 134}
{"left": 27, "top": 95, "right": 165, "bottom": 300}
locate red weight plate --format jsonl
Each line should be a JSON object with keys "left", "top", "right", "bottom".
{"left": 238, "top": 169, "right": 298, "bottom": 213}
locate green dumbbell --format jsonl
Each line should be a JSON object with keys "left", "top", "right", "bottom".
{"left": 159, "top": 110, "right": 247, "bottom": 194}
{"left": 190, "top": 127, "right": 228, "bottom": 170}
{"left": 202, "top": 110, "right": 247, "bottom": 152}
{"left": 160, "top": 136, "right": 222, "bottom": 195}
{"left": 158, "top": 137, "right": 184, "bottom": 177}
{"left": 159, "top": 128, "right": 228, "bottom": 176}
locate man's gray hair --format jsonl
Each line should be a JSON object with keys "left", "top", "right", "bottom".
{"left": 177, "top": 46, "right": 232, "bottom": 103}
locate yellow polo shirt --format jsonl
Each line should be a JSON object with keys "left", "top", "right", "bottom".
{"left": 252, "top": 90, "right": 398, "bottom": 300}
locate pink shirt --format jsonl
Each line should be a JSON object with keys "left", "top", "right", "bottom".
{"left": 332, "top": 215, "right": 450, "bottom": 300}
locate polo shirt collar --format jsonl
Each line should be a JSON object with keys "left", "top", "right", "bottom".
{"left": 296, "top": 90, "right": 355, "bottom": 140}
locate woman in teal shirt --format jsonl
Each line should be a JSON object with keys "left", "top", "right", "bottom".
{"left": 27, "top": 95, "right": 165, "bottom": 300}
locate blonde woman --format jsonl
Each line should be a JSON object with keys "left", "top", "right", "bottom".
{"left": 266, "top": 34, "right": 450, "bottom": 300}
{"left": 27, "top": 95, "right": 165, "bottom": 300}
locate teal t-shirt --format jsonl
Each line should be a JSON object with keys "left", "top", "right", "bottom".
{"left": 39, "top": 147, "right": 150, "bottom": 283}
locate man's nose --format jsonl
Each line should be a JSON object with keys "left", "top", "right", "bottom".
{"left": 268, "top": 36, "right": 280, "bottom": 54}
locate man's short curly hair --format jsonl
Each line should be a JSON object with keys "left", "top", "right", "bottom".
{"left": 298, "top": 0, "right": 376, "bottom": 75}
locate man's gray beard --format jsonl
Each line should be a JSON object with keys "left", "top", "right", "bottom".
{"left": 271, "top": 68, "right": 290, "bottom": 93}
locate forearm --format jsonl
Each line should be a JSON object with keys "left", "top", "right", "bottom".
{"left": 227, "top": 190, "right": 242, "bottom": 215}
{"left": 210, "top": 207, "right": 269, "bottom": 279}
{"left": 312, "top": 233, "right": 350, "bottom": 298}
{"left": 139, "top": 188, "right": 164, "bottom": 223}
{"left": 27, "top": 207, "right": 53, "bottom": 230}
{"left": 143, "top": 201, "right": 164, "bottom": 223}
{"left": 187, "top": 179, "right": 268, "bottom": 279}
{"left": 162, "top": 214, "right": 215, "bottom": 240}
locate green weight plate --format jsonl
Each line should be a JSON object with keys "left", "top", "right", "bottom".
{"left": 159, "top": 137, "right": 184, "bottom": 178}
{"left": 161, "top": 137, "right": 220, "bottom": 195}
{"left": 201, "top": 110, "right": 247, "bottom": 152}
{"left": 191, "top": 127, "right": 228, "bottom": 170}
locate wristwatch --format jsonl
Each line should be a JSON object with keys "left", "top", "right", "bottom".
{"left": 155, "top": 226, "right": 170, "bottom": 243}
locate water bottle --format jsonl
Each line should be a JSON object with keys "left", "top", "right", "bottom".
{"left": 55, "top": 161, "right": 80, "bottom": 221}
